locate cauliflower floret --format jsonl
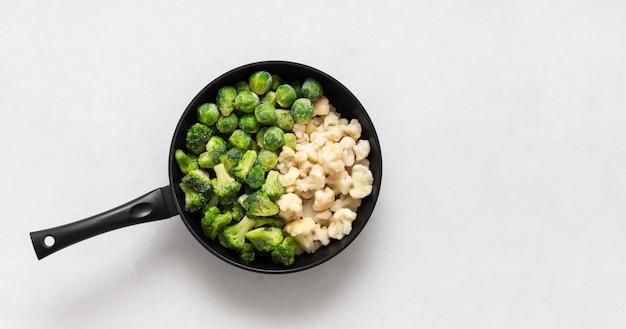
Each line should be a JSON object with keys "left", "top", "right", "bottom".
{"left": 326, "top": 169, "right": 352, "bottom": 195}
{"left": 312, "top": 187, "right": 335, "bottom": 211}
{"left": 295, "top": 164, "right": 325, "bottom": 192}
{"left": 349, "top": 164, "right": 373, "bottom": 199}
{"left": 328, "top": 208, "right": 357, "bottom": 240}
{"left": 313, "top": 224, "right": 330, "bottom": 246}
{"left": 276, "top": 193, "right": 303, "bottom": 222}
{"left": 312, "top": 209, "right": 333, "bottom": 226}
{"left": 311, "top": 126, "right": 343, "bottom": 145}
{"left": 318, "top": 142, "right": 344, "bottom": 174}
{"left": 340, "top": 118, "right": 362, "bottom": 140}
{"left": 330, "top": 194, "right": 362, "bottom": 212}
{"left": 323, "top": 111, "right": 340, "bottom": 128}
{"left": 293, "top": 151, "right": 308, "bottom": 165}
{"left": 293, "top": 235, "right": 322, "bottom": 254}
{"left": 278, "top": 145, "right": 295, "bottom": 162}
{"left": 353, "top": 139, "right": 371, "bottom": 161}
{"left": 284, "top": 217, "right": 316, "bottom": 236}
{"left": 279, "top": 167, "right": 299, "bottom": 187}
{"left": 313, "top": 95, "right": 330, "bottom": 116}
{"left": 295, "top": 143, "right": 318, "bottom": 163}
{"left": 352, "top": 158, "right": 370, "bottom": 168}
{"left": 298, "top": 160, "right": 313, "bottom": 177}
{"left": 292, "top": 123, "right": 306, "bottom": 138}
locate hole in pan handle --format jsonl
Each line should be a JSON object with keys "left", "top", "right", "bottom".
{"left": 29, "top": 186, "right": 178, "bottom": 260}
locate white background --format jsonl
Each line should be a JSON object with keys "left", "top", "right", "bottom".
{"left": 2, "top": 0, "right": 626, "bottom": 328}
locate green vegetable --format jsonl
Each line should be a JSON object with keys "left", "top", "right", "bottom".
{"left": 216, "top": 86, "right": 237, "bottom": 116}
{"left": 229, "top": 129, "right": 254, "bottom": 150}
{"left": 239, "top": 242, "right": 256, "bottom": 263}
{"left": 198, "top": 135, "right": 228, "bottom": 169}
{"left": 211, "top": 163, "right": 242, "bottom": 199}
{"left": 242, "top": 191, "right": 279, "bottom": 217}
{"left": 238, "top": 113, "right": 260, "bottom": 133}
{"left": 291, "top": 80, "right": 303, "bottom": 97}
{"left": 230, "top": 150, "right": 257, "bottom": 182}
{"left": 197, "top": 103, "right": 220, "bottom": 126}
{"left": 261, "top": 170, "right": 285, "bottom": 199}
{"left": 252, "top": 217, "right": 285, "bottom": 229}
{"left": 227, "top": 202, "right": 246, "bottom": 222}
{"left": 201, "top": 206, "right": 233, "bottom": 240}
{"left": 181, "top": 169, "right": 212, "bottom": 193}
{"left": 186, "top": 123, "right": 214, "bottom": 155}
{"left": 270, "top": 74, "right": 283, "bottom": 91}
{"left": 175, "top": 149, "right": 199, "bottom": 175}
{"left": 254, "top": 103, "right": 277, "bottom": 125}
{"left": 283, "top": 133, "right": 296, "bottom": 149}
{"left": 249, "top": 71, "right": 273, "bottom": 95}
{"left": 245, "top": 164, "right": 265, "bottom": 189}
{"left": 219, "top": 147, "right": 245, "bottom": 171}
{"left": 290, "top": 98, "right": 314, "bottom": 123}
{"left": 222, "top": 215, "right": 256, "bottom": 250}
{"left": 274, "top": 109, "right": 294, "bottom": 131}
{"left": 215, "top": 113, "right": 238, "bottom": 134}
{"left": 256, "top": 127, "right": 268, "bottom": 149}
{"left": 301, "top": 78, "right": 323, "bottom": 101}
{"left": 271, "top": 236, "right": 297, "bottom": 266}
{"left": 245, "top": 227, "right": 283, "bottom": 252}
{"left": 256, "top": 149, "right": 278, "bottom": 172}
{"left": 275, "top": 84, "right": 297, "bottom": 108}
{"left": 234, "top": 90, "right": 260, "bottom": 113}
{"left": 234, "top": 81, "right": 250, "bottom": 93}
{"left": 261, "top": 91, "right": 277, "bottom": 106}
{"left": 179, "top": 182, "right": 207, "bottom": 213}
{"left": 262, "top": 126, "right": 284, "bottom": 151}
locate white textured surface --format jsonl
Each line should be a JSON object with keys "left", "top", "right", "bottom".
{"left": 2, "top": 1, "right": 626, "bottom": 328}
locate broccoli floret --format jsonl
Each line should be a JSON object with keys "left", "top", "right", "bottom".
{"left": 242, "top": 191, "right": 279, "bottom": 217}
{"left": 201, "top": 192, "right": 220, "bottom": 213}
{"left": 201, "top": 206, "right": 233, "bottom": 240}
{"left": 245, "top": 227, "right": 284, "bottom": 252}
{"left": 239, "top": 242, "right": 256, "bottom": 264}
{"left": 211, "top": 163, "right": 242, "bottom": 198}
{"left": 246, "top": 164, "right": 265, "bottom": 190}
{"left": 198, "top": 136, "right": 228, "bottom": 169}
{"left": 179, "top": 182, "right": 207, "bottom": 213}
{"left": 222, "top": 215, "right": 256, "bottom": 250}
{"left": 252, "top": 217, "right": 285, "bottom": 229}
{"left": 175, "top": 149, "right": 199, "bottom": 175}
{"left": 261, "top": 170, "right": 285, "bottom": 199}
{"left": 230, "top": 150, "right": 257, "bottom": 182}
{"left": 219, "top": 148, "right": 245, "bottom": 171}
{"left": 271, "top": 236, "right": 297, "bottom": 266}
{"left": 181, "top": 169, "right": 212, "bottom": 193}
{"left": 226, "top": 202, "right": 246, "bottom": 222}
{"left": 186, "top": 123, "right": 214, "bottom": 155}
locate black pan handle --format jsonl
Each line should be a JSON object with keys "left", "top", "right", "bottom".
{"left": 30, "top": 186, "right": 178, "bottom": 260}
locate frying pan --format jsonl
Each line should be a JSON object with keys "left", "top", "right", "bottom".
{"left": 29, "top": 61, "right": 382, "bottom": 274}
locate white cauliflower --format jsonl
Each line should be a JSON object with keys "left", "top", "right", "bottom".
{"left": 349, "top": 164, "right": 374, "bottom": 199}
{"left": 323, "top": 111, "right": 340, "bottom": 128}
{"left": 279, "top": 167, "right": 299, "bottom": 187}
{"left": 326, "top": 169, "right": 352, "bottom": 195}
{"left": 313, "top": 224, "right": 330, "bottom": 246}
{"left": 312, "top": 187, "right": 335, "bottom": 211}
{"left": 292, "top": 123, "right": 306, "bottom": 138}
{"left": 328, "top": 208, "right": 357, "bottom": 240}
{"left": 318, "top": 142, "right": 344, "bottom": 174}
{"left": 295, "top": 164, "right": 325, "bottom": 192}
{"left": 276, "top": 193, "right": 303, "bottom": 222}
{"left": 284, "top": 217, "right": 316, "bottom": 236}
{"left": 341, "top": 118, "right": 362, "bottom": 140}
{"left": 313, "top": 95, "right": 330, "bottom": 116}
{"left": 295, "top": 143, "right": 318, "bottom": 163}
{"left": 285, "top": 217, "right": 327, "bottom": 254}
{"left": 312, "top": 209, "right": 333, "bottom": 226}
{"left": 353, "top": 139, "right": 371, "bottom": 161}
{"left": 330, "top": 194, "right": 362, "bottom": 212}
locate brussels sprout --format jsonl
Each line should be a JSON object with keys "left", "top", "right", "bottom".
{"left": 249, "top": 71, "right": 272, "bottom": 95}
{"left": 275, "top": 109, "right": 294, "bottom": 131}
{"left": 290, "top": 98, "right": 314, "bottom": 123}
{"left": 271, "top": 74, "right": 283, "bottom": 91}
{"left": 216, "top": 86, "right": 237, "bottom": 116}
{"left": 256, "top": 149, "right": 278, "bottom": 172}
{"left": 197, "top": 103, "right": 220, "bottom": 127}
{"left": 262, "top": 126, "right": 284, "bottom": 151}
{"left": 256, "top": 127, "right": 268, "bottom": 149}
{"left": 238, "top": 113, "right": 260, "bottom": 133}
{"left": 261, "top": 91, "right": 277, "bottom": 106}
{"left": 275, "top": 84, "right": 297, "bottom": 108}
{"left": 291, "top": 81, "right": 303, "bottom": 97}
{"left": 254, "top": 103, "right": 277, "bottom": 125}
{"left": 234, "top": 90, "right": 260, "bottom": 113}
{"left": 301, "top": 78, "right": 323, "bottom": 101}
{"left": 234, "top": 81, "right": 250, "bottom": 93}
{"left": 284, "top": 132, "right": 296, "bottom": 149}
{"left": 216, "top": 113, "right": 238, "bottom": 134}
{"left": 229, "top": 129, "right": 254, "bottom": 150}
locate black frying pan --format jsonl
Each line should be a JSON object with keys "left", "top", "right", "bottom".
{"left": 30, "top": 61, "right": 382, "bottom": 274}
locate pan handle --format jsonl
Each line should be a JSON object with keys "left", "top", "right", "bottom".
{"left": 29, "top": 186, "right": 178, "bottom": 260}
